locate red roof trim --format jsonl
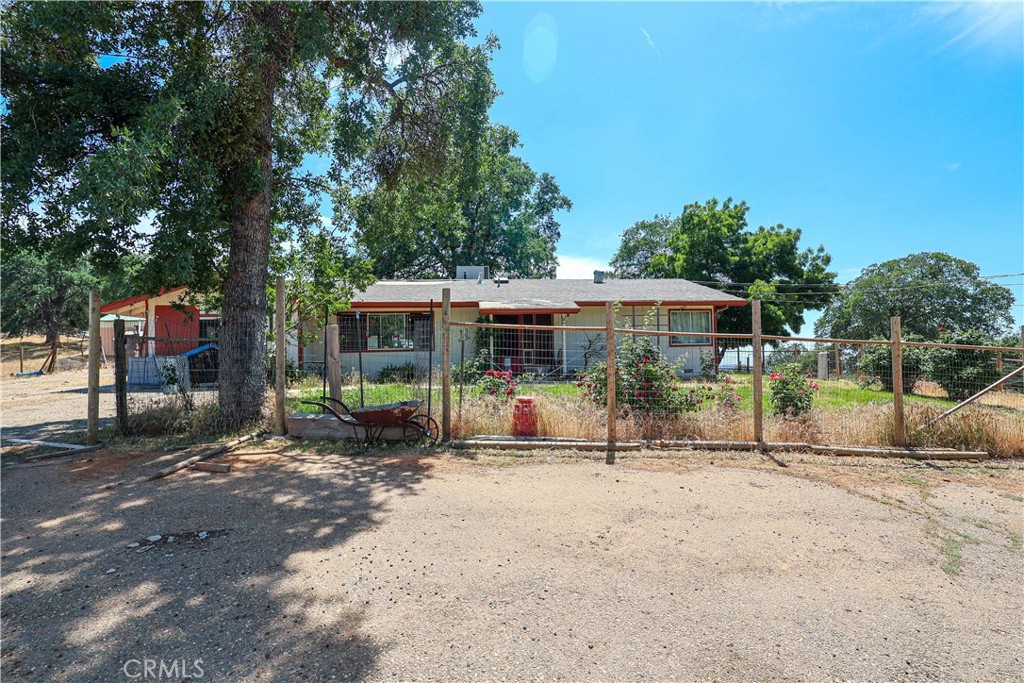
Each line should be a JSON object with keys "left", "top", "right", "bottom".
{"left": 100, "top": 286, "right": 186, "bottom": 314}
{"left": 347, "top": 299, "right": 745, "bottom": 310}
{"left": 478, "top": 306, "right": 581, "bottom": 315}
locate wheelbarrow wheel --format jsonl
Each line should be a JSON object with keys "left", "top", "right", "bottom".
{"left": 401, "top": 422, "right": 425, "bottom": 445}
{"left": 406, "top": 415, "right": 440, "bottom": 446}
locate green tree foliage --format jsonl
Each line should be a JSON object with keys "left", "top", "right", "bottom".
{"left": 814, "top": 252, "right": 1015, "bottom": 341}
{"left": 353, "top": 123, "right": 571, "bottom": 279}
{"left": 2, "top": 2, "right": 495, "bottom": 424}
{"left": 610, "top": 198, "right": 837, "bottom": 338}
{"left": 608, "top": 215, "right": 674, "bottom": 279}
{"left": 927, "top": 330, "right": 1003, "bottom": 401}
{"left": 0, "top": 248, "right": 98, "bottom": 345}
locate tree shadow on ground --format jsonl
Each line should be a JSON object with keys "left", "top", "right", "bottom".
{"left": 1, "top": 444, "right": 434, "bottom": 681}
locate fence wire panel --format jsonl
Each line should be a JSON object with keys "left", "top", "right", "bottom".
{"left": 287, "top": 322, "right": 441, "bottom": 427}
{"left": 119, "top": 335, "right": 221, "bottom": 436}
{"left": 756, "top": 339, "right": 1024, "bottom": 451}
{"left": 452, "top": 321, "right": 611, "bottom": 440}
{"left": 611, "top": 329, "right": 755, "bottom": 442}
{"left": 448, "top": 313, "right": 1022, "bottom": 455}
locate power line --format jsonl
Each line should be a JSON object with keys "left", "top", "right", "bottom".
{"left": 680, "top": 272, "right": 1023, "bottom": 288}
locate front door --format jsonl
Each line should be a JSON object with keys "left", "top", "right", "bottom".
{"left": 493, "top": 314, "right": 554, "bottom": 375}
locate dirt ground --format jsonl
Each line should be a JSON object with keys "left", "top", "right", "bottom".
{"left": 2, "top": 438, "right": 1022, "bottom": 682}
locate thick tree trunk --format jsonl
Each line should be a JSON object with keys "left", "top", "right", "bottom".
{"left": 218, "top": 39, "right": 280, "bottom": 426}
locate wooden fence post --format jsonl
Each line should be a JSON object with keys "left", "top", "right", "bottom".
{"left": 327, "top": 322, "right": 341, "bottom": 404}
{"left": 752, "top": 300, "right": 764, "bottom": 445}
{"left": 275, "top": 276, "right": 287, "bottom": 435}
{"left": 114, "top": 319, "right": 128, "bottom": 433}
{"left": 834, "top": 344, "right": 841, "bottom": 379}
{"left": 19, "top": 345, "right": 24, "bottom": 374}
{"left": 606, "top": 301, "right": 617, "bottom": 464}
{"left": 87, "top": 288, "right": 101, "bottom": 445}
{"left": 891, "top": 315, "right": 905, "bottom": 446}
{"left": 441, "top": 288, "right": 452, "bottom": 442}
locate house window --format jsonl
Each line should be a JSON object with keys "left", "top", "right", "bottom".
{"left": 368, "top": 313, "right": 411, "bottom": 350}
{"left": 338, "top": 313, "right": 433, "bottom": 352}
{"left": 669, "top": 310, "right": 711, "bottom": 346}
{"left": 199, "top": 318, "right": 221, "bottom": 340}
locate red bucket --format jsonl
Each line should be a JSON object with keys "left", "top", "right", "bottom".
{"left": 512, "top": 396, "right": 538, "bottom": 437}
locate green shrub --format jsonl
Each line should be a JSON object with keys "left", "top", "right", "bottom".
{"left": 377, "top": 361, "right": 419, "bottom": 383}
{"left": 767, "top": 363, "right": 817, "bottom": 416}
{"left": 858, "top": 338, "right": 928, "bottom": 393}
{"left": 579, "top": 335, "right": 702, "bottom": 416}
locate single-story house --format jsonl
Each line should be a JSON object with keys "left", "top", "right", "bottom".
{"left": 103, "top": 270, "right": 747, "bottom": 383}
{"left": 301, "top": 269, "right": 747, "bottom": 379}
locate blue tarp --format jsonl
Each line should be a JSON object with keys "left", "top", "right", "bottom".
{"left": 179, "top": 343, "right": 218, "bottom": 358}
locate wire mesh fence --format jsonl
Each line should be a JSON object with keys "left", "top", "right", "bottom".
{"left": 106, "top": 298, "right": 1022, "bottom": 456}
{"left": 447, "top": 313, "right": 1024, "bottom": 456}
{"left": 116, "top": 334, "right": 222, "bottom": 436}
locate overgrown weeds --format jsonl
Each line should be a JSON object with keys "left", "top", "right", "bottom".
{"left": 453, "top": 393, "right": 1024, "bottom": 456}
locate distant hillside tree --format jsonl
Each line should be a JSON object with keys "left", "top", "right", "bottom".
{"left": 815, "top": 252, "right": 1015, "bottom": 341}
{"left": 1, "top": 248, "right": 97, "bottom": 345}
{"left": 609, "top": 215, "right": 673, "bottom": 279}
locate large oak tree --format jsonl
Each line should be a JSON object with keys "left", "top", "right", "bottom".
{"left": 2, "top": 2, "right": 496, "bottom": 425}
{"left": 815, "top": 252, "right": 1016, "bottom": 341}
{"left": 353, "top": 123, "right": 571, "bottom": 279}
{"left": 610, "top": 198, "right": 837, "bottom": 338}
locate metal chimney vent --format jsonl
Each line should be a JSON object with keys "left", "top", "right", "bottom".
{"left": 593, "top": 270, "right": 607, "bottom": 284}
{"left": 456, "top": 265, "right": 490, "bottom": 280}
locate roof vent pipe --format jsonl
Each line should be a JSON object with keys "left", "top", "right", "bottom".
{"left": 593, "top": 270, "right": 606, "bottom": 284}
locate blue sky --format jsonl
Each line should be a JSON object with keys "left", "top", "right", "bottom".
{"left": 469, "top": 1, "right": 1023, "bottom": 332}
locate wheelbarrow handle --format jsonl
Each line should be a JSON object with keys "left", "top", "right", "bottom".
{"left": 319, "top": 395, "right": 354, "bottom": 415}
{"left": 301, "top": 400, "right": 355, "bottom": 424}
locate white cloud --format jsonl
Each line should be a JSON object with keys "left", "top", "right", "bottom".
{"left": 556, "top": 254, "right": 609, "bottom": 279}
{"left": 915, "top": 2, "right": 1022, "bottom": 57}
{"left": 944, "top": 161, "right": 962, "bottom": 171}
{"left": 640, "top": 27, "right": 663, "bottom": 59}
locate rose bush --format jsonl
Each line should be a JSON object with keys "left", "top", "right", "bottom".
{"left": 768, "top": 363, "right": 818, "bottom": 416}
{"left": 476, "top": 369, "right": 517, "bottom": 402}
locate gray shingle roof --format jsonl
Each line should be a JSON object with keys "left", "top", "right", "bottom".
{"left": 351, "top": 278, "right": 746, "bottom": 307}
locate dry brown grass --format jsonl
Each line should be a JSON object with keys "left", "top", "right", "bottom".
{"left": 454, "top": 395, "right": 1024, "bottom": 457}
{"left": 915, "top": 379, "right": 1024, "bottom": 409}
{"left": 0, "top": 334, "right": 92, "bottom": 376}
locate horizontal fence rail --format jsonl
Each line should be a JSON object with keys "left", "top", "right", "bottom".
{"left": 441, "top": 294, "right": 1023, "bottom": 459}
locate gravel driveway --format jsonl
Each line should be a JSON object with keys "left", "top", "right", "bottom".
{"left": 2, "top": 445, "right": 1022, "bottom": 682}
{"left": 1, "top": 371, "right": 116, "bottom": 442}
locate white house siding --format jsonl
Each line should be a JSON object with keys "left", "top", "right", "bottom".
{"left": 300, "top": 307, "right": 479, "bottom": 378}
{"left": 302, "top": 304, "right": 716, "bottom": 379}
{"left": 561, "top": 305, "right": 713, "bottom": 377}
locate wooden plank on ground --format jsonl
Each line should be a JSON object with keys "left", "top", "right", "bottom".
{"left": 150, "top": 432, "right": 261, "bottom": 479}
{"left": 7, "top": 439, "right": 96, "bottom": 451}
{"left": 449, "top": 439, "right": 642, "bottom": 452}
{"left": 191, "top": 461, "right": 231, "bottom": 473}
